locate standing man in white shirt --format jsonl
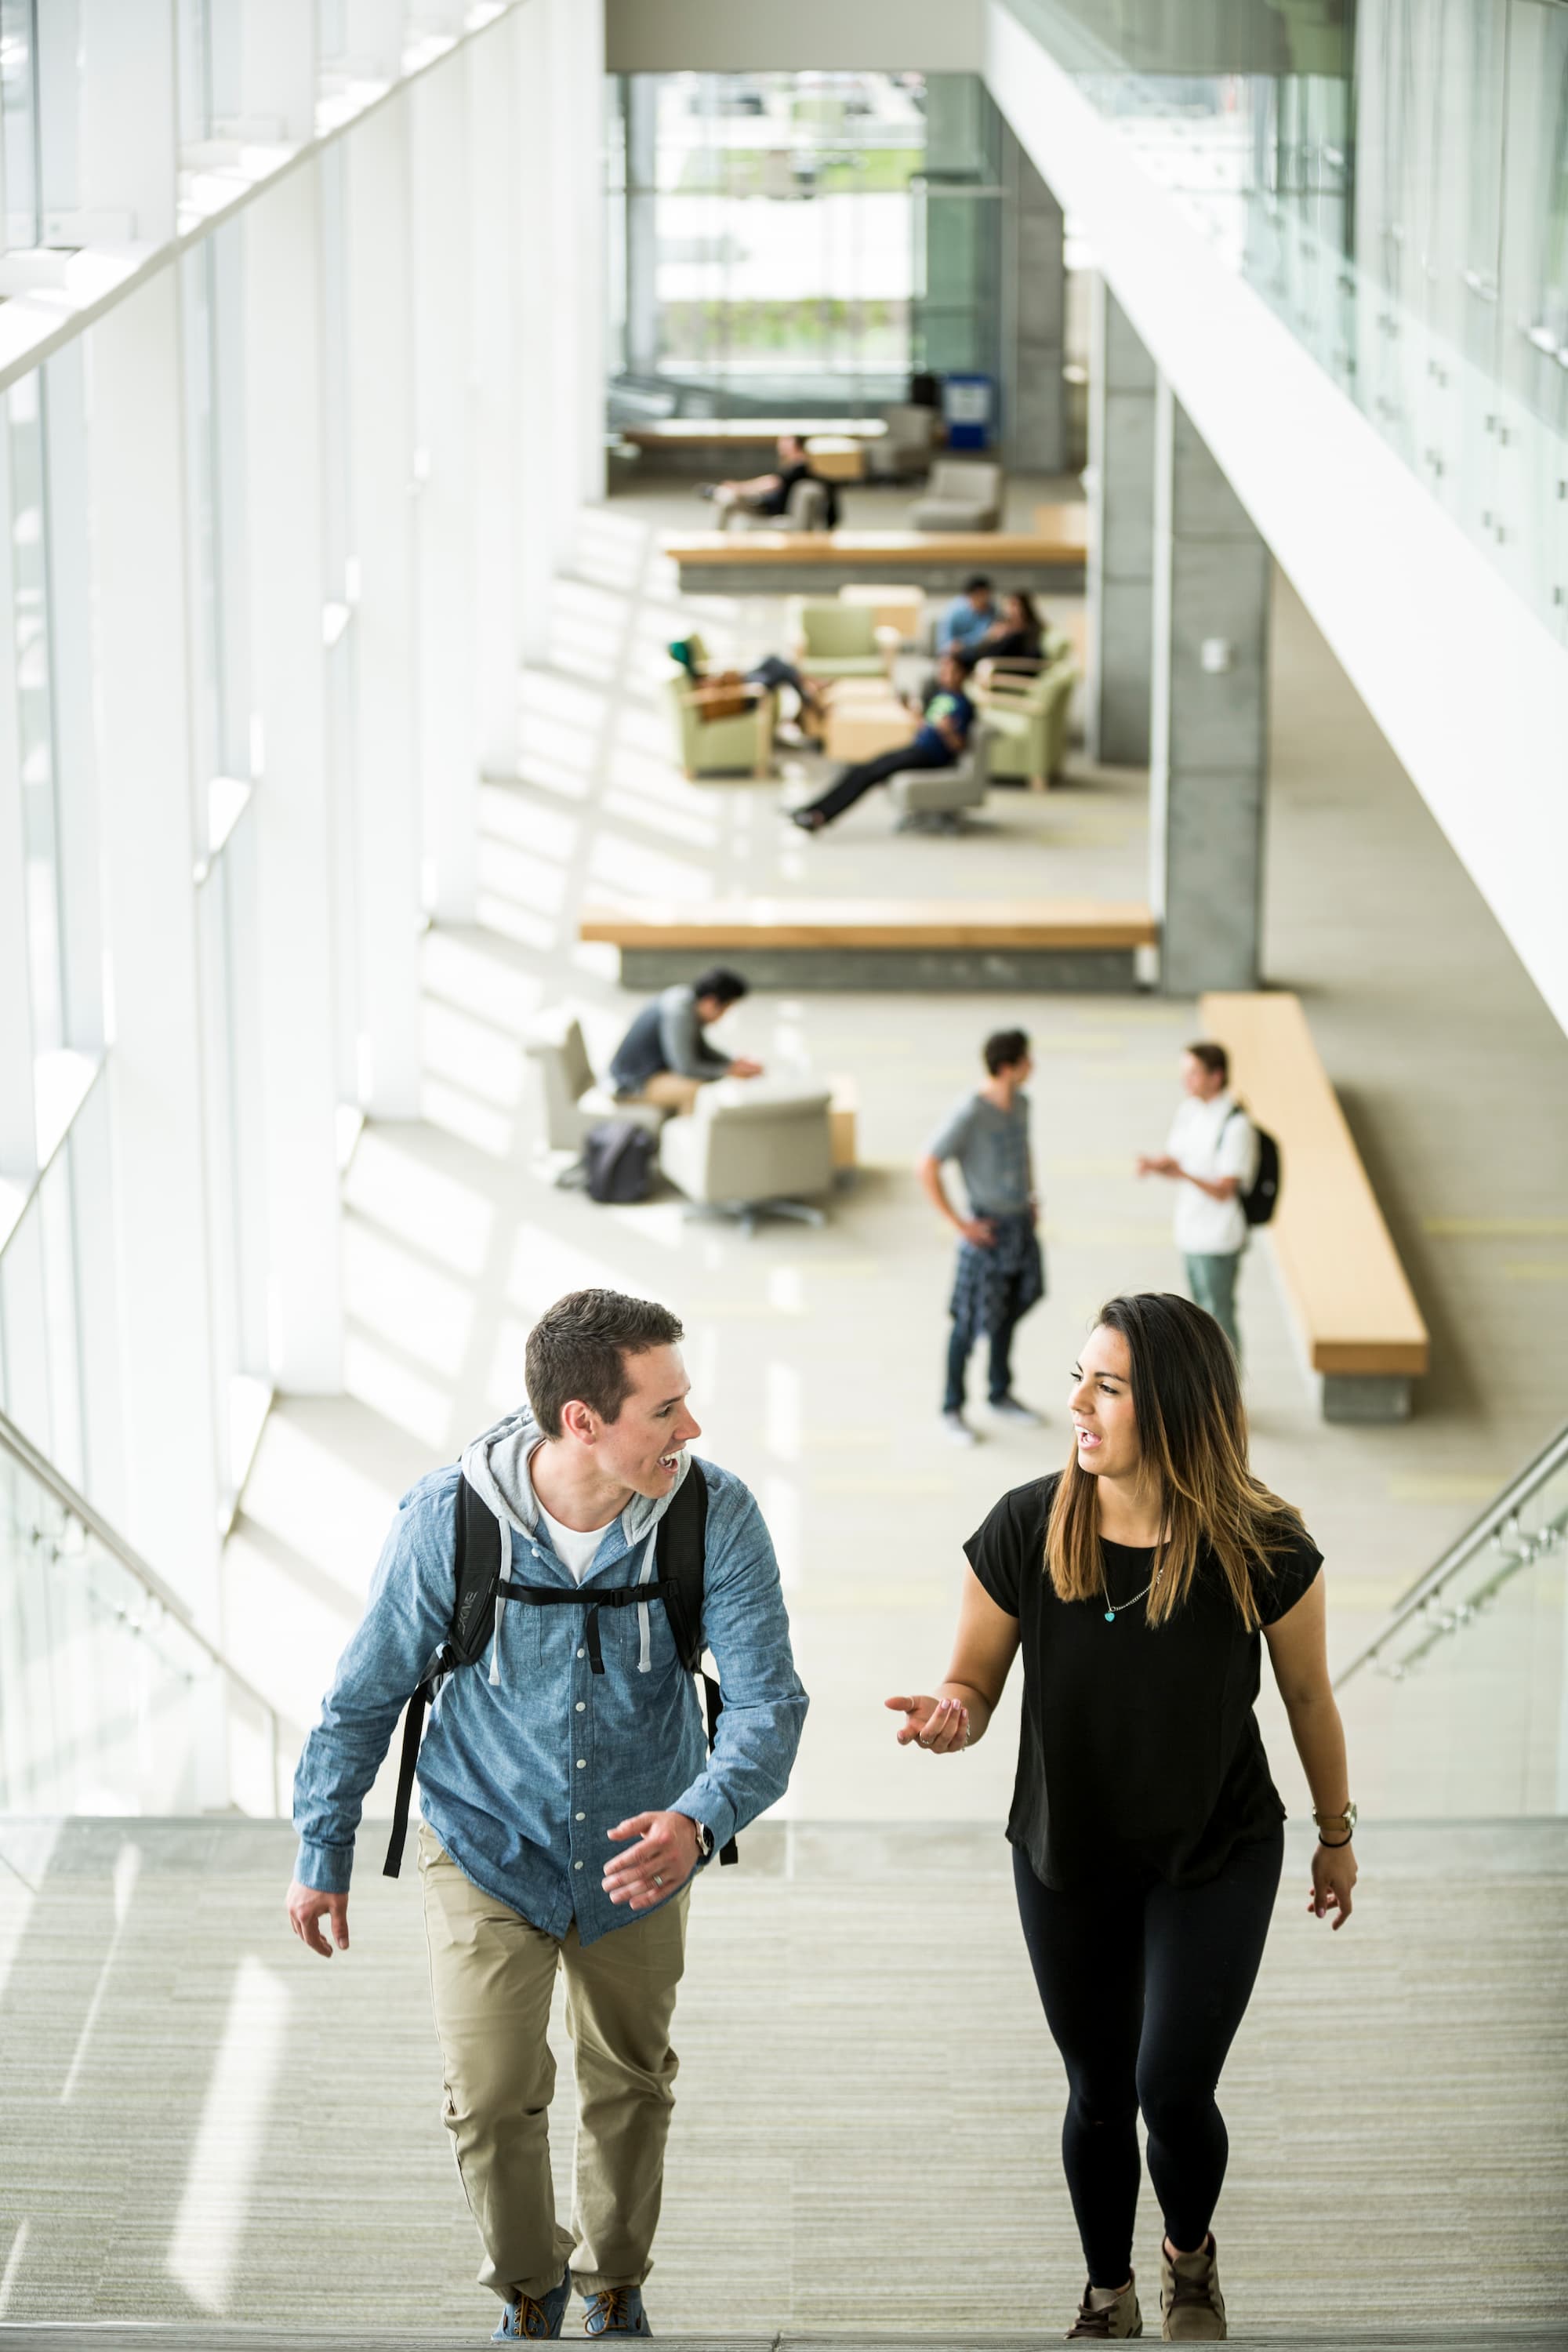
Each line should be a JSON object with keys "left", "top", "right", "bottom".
{"left": 1136, "top": 1041, "right": 1257, "bottom": 1361}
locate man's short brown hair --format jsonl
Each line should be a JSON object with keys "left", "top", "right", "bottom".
{"left": 1185, "top": 1040, "right": 1229, "bottom": 1084}
{"left": 525, "top": 1289, "right": 684, "bottom": 1439}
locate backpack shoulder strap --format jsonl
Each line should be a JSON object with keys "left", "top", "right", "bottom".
{"left": 659, "top": 1464, "right": 737, "bottom": 1867}
{"left": 659, "top": 1465, "right": 709, "bottom": 1671}
{"left": 383, "top": 1471, "right": 503, "bottom": 1879}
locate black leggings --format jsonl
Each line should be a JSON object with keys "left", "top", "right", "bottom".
{"left": 1012, "top": 1828, "right": 1283, "bottom": 2288}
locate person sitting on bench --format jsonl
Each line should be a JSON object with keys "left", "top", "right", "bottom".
{"left": 701, "top": 434, "right": 840, "bottom": 528}
{"left": 790, "top": 652, "right": 975, "bottom": 833}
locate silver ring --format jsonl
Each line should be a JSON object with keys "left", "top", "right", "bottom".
{"left": 652, "top": 1873, "right": 665, "bottom": 1889}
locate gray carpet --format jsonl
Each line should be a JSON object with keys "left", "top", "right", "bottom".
{"left": 1, "top": 1821, "right": 1565, "bottom": 2339}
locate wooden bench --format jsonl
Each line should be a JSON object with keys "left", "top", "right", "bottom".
{"left": 623, "top": 418, "right": 888, "bottom": 473}
{"left": 582, "top": 898, "right": 1156, "bottom": 993}
{"left": 664, "top": 521, "right": 1088, "bottom": 597}
{"left": 1200, "top": 991, "right": 1429, "bottom": 1424}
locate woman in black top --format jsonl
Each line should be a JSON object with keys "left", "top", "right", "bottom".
{"left": 887, "top": 1294, "right": 1357, "bottom": 2343}
{"left": 973, "top": 587, "right": 1046, "bottom": 670}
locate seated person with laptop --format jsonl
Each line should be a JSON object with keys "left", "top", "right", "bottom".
{"left": 608, "top": 968, "right": 764, "bottom": 1116}
{"left": 790, "top": 652, "right": 975, "bottom": 833}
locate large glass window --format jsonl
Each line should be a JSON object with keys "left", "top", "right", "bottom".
{"left": 8, "top": 370, "right": 61, "bottom": 1062}
{"left": 0, "top": 0, "right": 38, "bottom": 252}
{"left": 610, "top": 71, "right": 932, "bottom": 412}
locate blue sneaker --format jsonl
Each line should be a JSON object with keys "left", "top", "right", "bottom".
{"left": 492, "top": 2267, "right": 572, "bottom": 2339}
{"left": 583, "top": 2285, "right": 652, "bottom": 2336}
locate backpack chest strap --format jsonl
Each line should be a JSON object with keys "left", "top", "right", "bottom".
{"left": 496, "top": 1575, "right": 680, "bottom": 1674}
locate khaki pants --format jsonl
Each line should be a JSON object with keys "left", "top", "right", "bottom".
{"left": 419, "top": 1824, "right": 689, "bottom": 2303}
{"left": 632, "top": 1072, "right": 703, "bottom": 1116}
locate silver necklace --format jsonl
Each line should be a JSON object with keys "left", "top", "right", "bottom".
{"left": 1101, "top": 1559, "right": 1163, "bottom": 1623}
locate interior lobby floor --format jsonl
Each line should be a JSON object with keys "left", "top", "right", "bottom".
{"left": 222, "top": 477, "right": 1568, "bottom": 1828}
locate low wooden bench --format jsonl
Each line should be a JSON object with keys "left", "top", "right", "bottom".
{"left": 664, "top": 521, "right": 1088, "bottom": 597}
{"left": 582, "top": 898, "right": 1156, "bottom": 993}
{"left": 623, "top": 418, "right": 887, "bottom": 474}
{"left": 1200, "top": 991, "right": 1429, "bottom": 1424}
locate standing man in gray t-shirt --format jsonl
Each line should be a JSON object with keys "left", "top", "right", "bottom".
{"left": 918, "top": 1029, "right": 1045, "bottom": 1446}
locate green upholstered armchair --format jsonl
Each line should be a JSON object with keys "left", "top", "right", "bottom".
{"left": 976, "top": 659, "right": 1077, "bottom": 790}
{"left": 786, "top": 598, "right": 898, "bottom": 680}
{"left": 665, "top": 669, "right": 776, "bottom": 779}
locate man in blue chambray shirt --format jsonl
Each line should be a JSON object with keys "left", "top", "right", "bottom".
{"left": 286, "top": 1290, "right": 807, "bottom": 2342}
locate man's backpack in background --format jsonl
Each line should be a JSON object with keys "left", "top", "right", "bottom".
{"left": 583, "top": 1119, "right": 658, "bottom": 1203}
{"left": 1228, "top": 1105, "right": 1281, "bottom": 1226}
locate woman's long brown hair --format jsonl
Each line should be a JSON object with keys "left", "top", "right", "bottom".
{"left": 1045, "top": 1292, "right": 1305, "bottom": 1628}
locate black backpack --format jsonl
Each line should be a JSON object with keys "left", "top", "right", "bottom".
{"left": 1228, "top": 1105, "right": 1282, "bottom": 1226}
{"left": 383, "top": 1465, "right": 736, "bottom": 1875}
{"left": 583, "top": 1120, "right": 658, "bottom": 1204}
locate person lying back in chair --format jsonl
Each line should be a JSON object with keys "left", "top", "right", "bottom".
{"left": 790, "top": 652, "right": 975, "bottom": 833}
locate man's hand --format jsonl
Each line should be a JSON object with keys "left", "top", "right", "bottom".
{"left": 728, "top": 1056, "right": 764, "bottom": 1079}
{"left": 287, "top": 1880, "right": 350, "bottom": 1958}
{"left": 959, "top": 1215, "right": 996, "bottom": 1247}
{"left": 603, "top": 1811, "right": 700, "bottom": 1911}
{"left": 1136, "top": 1152, "right": 1178, "bottom": 1178}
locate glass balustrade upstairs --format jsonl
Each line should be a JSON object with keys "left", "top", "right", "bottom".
{"left": 1006, "top": 0, "right": 1568, "bottom": 646}
{"left": 0, "top": 1411, "right": 281, "bottom": 1818}
{"left": 1335, "top": 1425, "right": 1568, "bottom": 1818}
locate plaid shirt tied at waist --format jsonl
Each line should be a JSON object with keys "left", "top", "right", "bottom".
{"left": 949, "top": 1210, "right": 1045, "bottom": 1339}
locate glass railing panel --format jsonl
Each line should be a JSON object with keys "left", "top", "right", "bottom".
{"left": 1338, "top": 1452, "right": 1568, "bottom": 1817}
{"left": 1003, "top": 0, "right": 1568, "bottom": 647}
{"left": 0, "top": 1439, "right": 281, "bottom": 1817}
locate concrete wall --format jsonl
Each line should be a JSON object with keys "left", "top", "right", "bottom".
{"left": 606, "top": 0, "right": 982, "bottom": 73}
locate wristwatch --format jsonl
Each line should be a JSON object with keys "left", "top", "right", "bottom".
{"left": 1312, "top": 1799, "right": 1357, "bottom": 1846}
{"left": 695, "top": 1820, "right": 716, "bottom": 1860}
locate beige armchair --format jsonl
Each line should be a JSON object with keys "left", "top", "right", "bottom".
{"left": 524, "top": 1015, "right": 666, "bottom": 1164}
{"left": 909, "top": 459, "right": 1004, "bottom": 532}
{"left": 724, "top": 477, "right": 830, "bottom": 532}
{"left": 658, "top": 1078, "right": 835, "bottom": 1235}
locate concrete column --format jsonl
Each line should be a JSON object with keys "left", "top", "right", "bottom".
{"left": 411, "top": 56, "right": 477, "bottom": 921}
{"left": 86, "top": 270, "right": 223, "bottom": 1632}
{"left": 244, "top": 158, "right": 344, "bottom": 1396}
{"left": 346, "top": 100, "right": 422, "bottom": 1116}
{"left": 468, "top": 17, "right": 522, "bottom": 765}
{"left": 1000, "top": 124, "right": 1065, "bottom": 472}
{"left": 1149, "top": 379, "right": 1272, "bottom": 996}
{"left": 1087, "top": 276, "right": 1157, "bottom": 767}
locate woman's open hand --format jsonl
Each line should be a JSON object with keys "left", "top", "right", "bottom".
{"left": 1308, "top": 1839, "right": 1356, "bottom": 1929}
{"left": 885, "top": 1693, "right": 970, "bottom": 1753}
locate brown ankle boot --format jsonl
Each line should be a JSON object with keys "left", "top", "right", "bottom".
{"left": 1160, "top": 2234, "right": 1225, "bottom": 2341}
{"left": 1066, "top": 2274, "right": 1142, "bottom": 2338}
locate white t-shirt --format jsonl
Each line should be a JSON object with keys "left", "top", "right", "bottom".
{"left": 1165, "top": 1090, "right": 1256, "bottom": 1256}
{"left": 536, "top": 1501, "right": 615, "bottom": 1584}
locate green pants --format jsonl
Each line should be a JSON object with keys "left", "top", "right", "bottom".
{"left": 1183, "top": 1250, "right": 1242, "bottom": 1362}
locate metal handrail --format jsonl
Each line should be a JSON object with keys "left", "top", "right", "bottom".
{"left": 0, "top": 1406, "right": 285, "bottom": 1811}
{"left": 1335, "top": 1420, "right": 1568, "bottom": 1688}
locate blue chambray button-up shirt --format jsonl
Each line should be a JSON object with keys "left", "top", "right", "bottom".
{"left": 292, "top": 1450, "right": 807, "bottom": 1944}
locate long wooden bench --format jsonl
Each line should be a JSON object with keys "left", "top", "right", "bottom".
{"left": 582, "top": 898, "right": 1156, "bottom": 993}
{"left": 624, "top": 416, "right": 889, "bottom": 459}
{"left": 1200, "top": 991, "right": 1429, "bottom": 1424}
{"left": 665, "top": 518, "right": 1088, "bottom": 596}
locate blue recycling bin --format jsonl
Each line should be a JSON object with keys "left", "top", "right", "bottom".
{"left": 942, "top": 372, "right": 995, "bottom": 451}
